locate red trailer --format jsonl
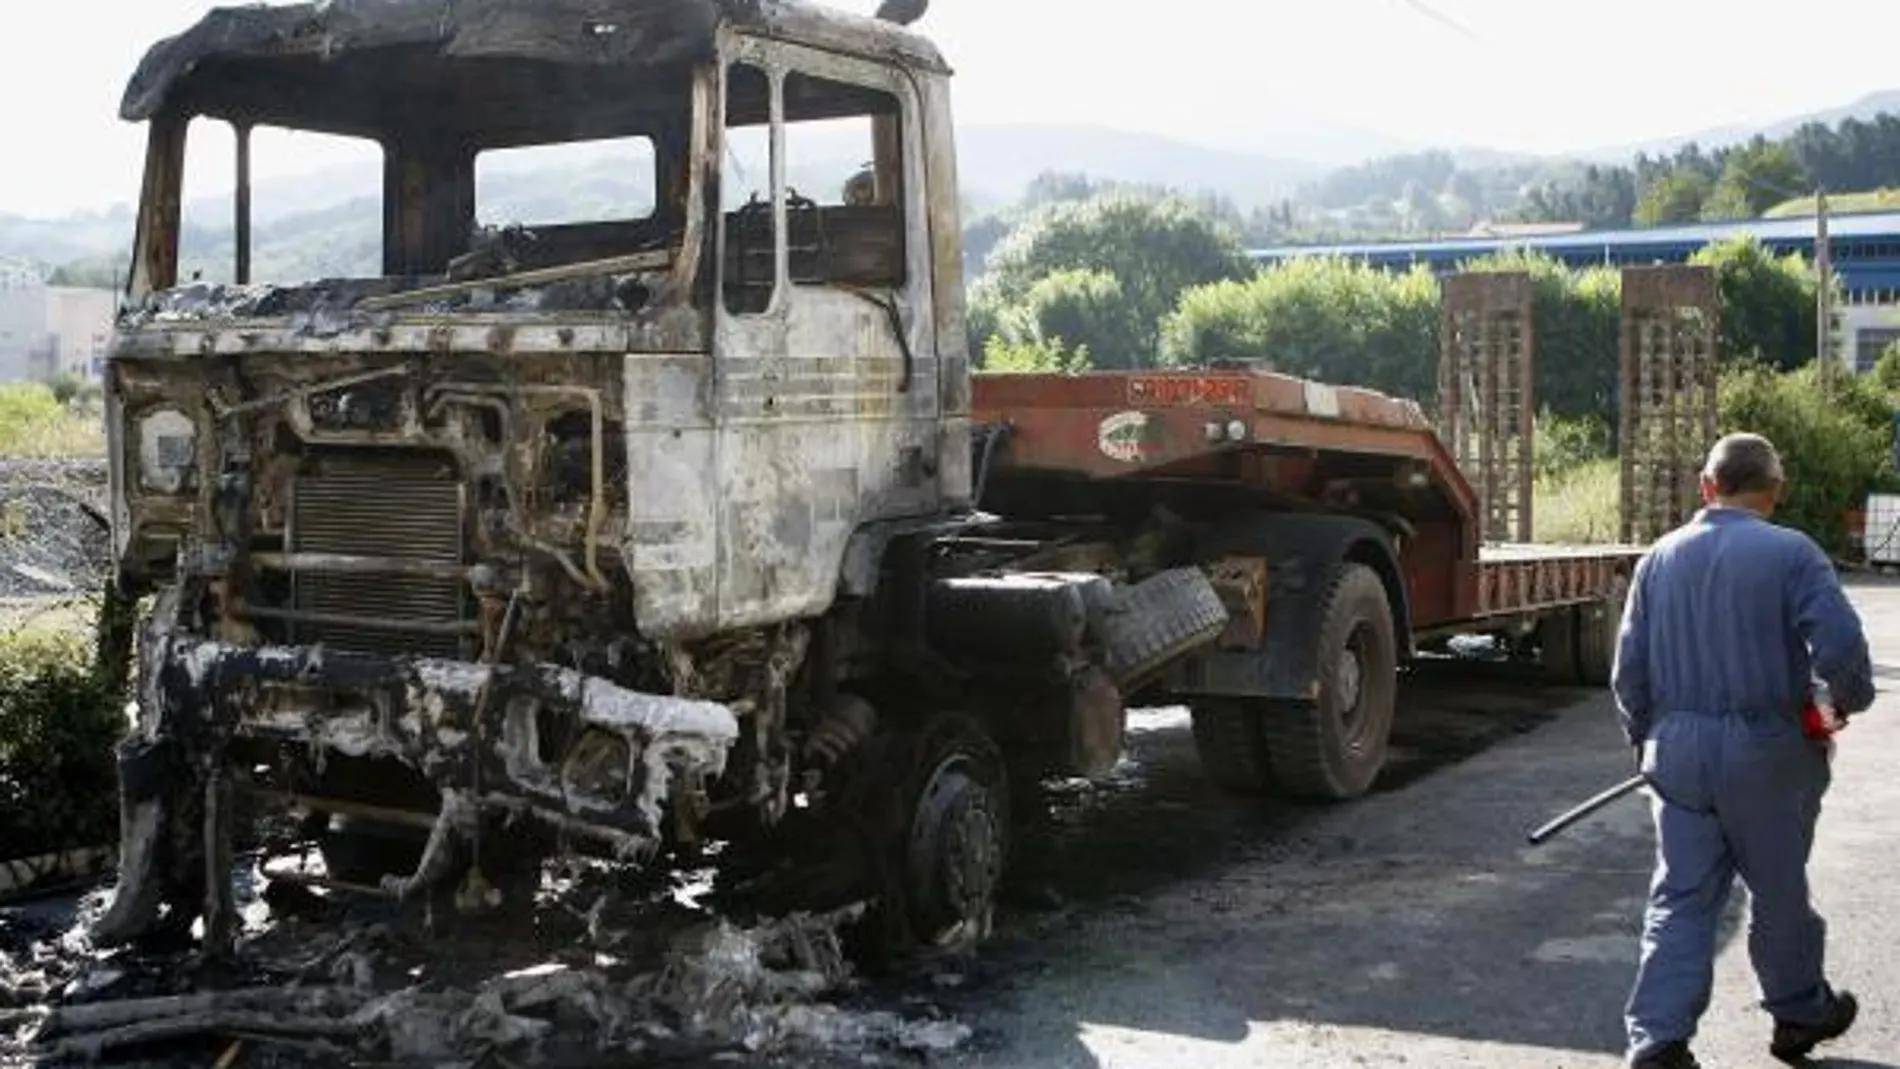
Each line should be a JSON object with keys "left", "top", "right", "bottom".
{"left": 971, "top": 368, "right": 1644, "bottom": 801}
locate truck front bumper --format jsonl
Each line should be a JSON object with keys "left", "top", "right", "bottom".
{"left": 94, "top": 636, "right": 739, "bottom": 944}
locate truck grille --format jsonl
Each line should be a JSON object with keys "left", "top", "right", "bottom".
{"left": 290, "top": 456, "right": 468, "bottom": 658}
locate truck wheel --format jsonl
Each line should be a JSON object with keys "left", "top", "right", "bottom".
{"left": 319, "top": 818, "right": 424, "bottom": 886}
{"left": 900, "top": 714, "right": 1010, "bottom": 949}
{"left": 1572, "top": 574, "right": 1628, "bottom": 686}
{"left": 1260, "top": 563, "right": 1398, "bottom": 801}
{"left": 1190, "top": 700, "right": 1276, "bottom": 796}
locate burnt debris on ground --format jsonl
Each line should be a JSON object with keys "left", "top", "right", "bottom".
{"left": 1, "top": 853, "right": 972, "bottom": 1067}
{"left": 0, "top": 459, "right": 110, "bottom": 600}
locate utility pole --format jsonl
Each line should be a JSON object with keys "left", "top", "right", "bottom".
{"left": 1816, "top": 187, "right": 1833, "bottom": 389}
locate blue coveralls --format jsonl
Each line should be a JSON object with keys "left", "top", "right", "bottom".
{"left": 1612, "top": 506, "right": 1875, "bottom": 1058}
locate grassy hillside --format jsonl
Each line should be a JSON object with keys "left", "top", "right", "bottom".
{"left": 1764, "top": 188, "right": 1900, "bottom": 218}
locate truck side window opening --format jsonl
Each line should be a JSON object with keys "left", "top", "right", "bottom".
{"left": 179, "top": 120, "right": 384, "bottom": 286}
{"left": 780, "top": 71, "right": 906, "bottom": 290}
{"left": 722, "top": 60, "right": 779, "bottom": 316}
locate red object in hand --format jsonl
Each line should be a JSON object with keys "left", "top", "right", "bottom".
{"left": 1802, "top": 701, "right": 1842, "bottom": 739}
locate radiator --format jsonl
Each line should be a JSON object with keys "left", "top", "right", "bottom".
{"left": 289, "top": 455, "right": 468, "bottom": 658}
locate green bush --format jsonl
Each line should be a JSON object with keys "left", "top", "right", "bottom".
{"left": 1717, "top": 361, "right": 1896, "bottom": 554}
{"left": 0, "top": 624, "right": 124, "bottom": 862}
{"left": 1532, "top": 409, "right": 1614, "bottom": 481}
{"left": 980, "top": 334, "right": 1090, "bottom": 374}
{"left": 1690, "top": 234, "right": 1820, "bottom": 372}
{"left": 0, "top": 381, "right": 105, "bottom": 457}
{"left": 980, "top": 195, "right": 1255, "bottom": 369}
{"left": 1159, "top": 256, "right": 1440, "bottom": 401}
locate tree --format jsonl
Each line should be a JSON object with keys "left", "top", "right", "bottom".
{"left": 1688, "top": 234, "right": 1819, "bottom": 371}
{"left": 1701, "top": 139, "right": 1809, "bottom": 221}
{"left": 982, "top": 195, "right": 1255, "bottom": 367}
{"left": 1013, "top": 269, "right": 1145, "bottom": 369}
{"left": 1718, "top": 361, "right": 1896, "bottom": 553}
{"left": 1159, "top": 257, "right": 1440, "bottom": 402}
{"left": 1632, "top": 169, "right": 1712, "bottom": 226}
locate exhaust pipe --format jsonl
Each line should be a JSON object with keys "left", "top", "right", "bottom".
{"left": 874, "top": 0, "right": 928, "bottom": 26}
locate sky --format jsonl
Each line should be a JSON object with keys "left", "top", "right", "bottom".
{"left": 5, "top": 0, "right": 1900, "bottom": 219}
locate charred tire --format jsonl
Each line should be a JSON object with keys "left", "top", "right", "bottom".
{"left": 1190, "top": 700, "right": 1276, "bottom": 796}
{"left": 900, "top": 714, "right": 1010, "bottom": 949}
{"left": 1573, "top": 574, "right": 1628, "bottom": 687}
{"left": 1259, "top": 563, "right": 1398, "bottom": 801}
{"left": 318, "top": 819, "right": 424, "bottom": 886}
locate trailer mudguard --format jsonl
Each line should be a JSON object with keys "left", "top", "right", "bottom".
{"left": 1163, "top": 513, "right": 1410, "bottom": 701}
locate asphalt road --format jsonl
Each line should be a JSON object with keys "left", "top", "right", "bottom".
{"left": 904, "top": 578, "right": 1900, "bottom": 1069}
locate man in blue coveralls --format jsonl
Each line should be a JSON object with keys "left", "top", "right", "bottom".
{"left": 1612, "top": 432, "right": 1875, "bottom": 1068}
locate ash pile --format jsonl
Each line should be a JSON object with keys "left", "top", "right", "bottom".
{"left": 2, "top": 857, "right": 973, "bottom": 1067}
{"left": 0, "top": 459, "right": 111, "bottom": 599}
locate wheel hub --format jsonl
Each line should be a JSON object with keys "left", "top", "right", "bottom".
{"left": 1336, "top": 636, "right": 1365, "bottom": 718}
{"left": 906, "top": 757, "right": 1004, "bottom": 946}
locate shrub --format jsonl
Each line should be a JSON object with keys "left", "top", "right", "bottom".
{"left": 1159, "top": 256, "right": 1440, "bottom": 401}
{"left": 0, "top": 623, "right": 123, "bottom": 864}
{"left": 980, "top": 335, "right": 1090, "bottom": 374}
{"left": 1532, "top": 409, "right": 1614, "bottom": 481}
{"left": 1717, "top": 361, "right": 1896, "bottom": 553}
{"left": 0, "top": 382, "right": 106, "bottom": 457}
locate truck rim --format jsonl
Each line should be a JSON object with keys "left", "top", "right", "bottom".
{"left": 906, "top": 746, "right": 1005, "bottom": 946}
{"left": 1337, "top": 624, "right": 1369, "bottom": 742}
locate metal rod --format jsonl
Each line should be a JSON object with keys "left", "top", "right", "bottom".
{"left": 234, "top": 602, "right": 477, "bottom": 637}
{"left": 1526, "top": 773, "right": 1646, "bottom": 845}
{"left": 245, "top": 788, "right": 439, "bottom": 830}
{"left": 255, "top": 864, "right": 392, "bottom": 898}
{"left": 234, "top": 123, "right": 252, "bottom": 285}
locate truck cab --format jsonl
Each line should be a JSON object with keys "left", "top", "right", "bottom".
{"left": 96, "top": 0, "right": 1030, "bottom": 953}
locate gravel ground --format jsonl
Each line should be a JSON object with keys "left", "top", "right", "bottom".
{"left": 0, "top": 458, "right": 110, "bottom": 600}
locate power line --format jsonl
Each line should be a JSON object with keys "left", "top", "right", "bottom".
{"left": 1393, "top": 0, "right": 1483, "bottom": 43}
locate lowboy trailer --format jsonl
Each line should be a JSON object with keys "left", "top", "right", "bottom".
{"left": 970, "top": 367, "right": 1645, "bottom": 801}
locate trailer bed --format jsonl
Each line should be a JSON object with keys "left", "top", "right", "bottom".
{"left": 972, "top": 368, "right": 1649, "bottom": 637}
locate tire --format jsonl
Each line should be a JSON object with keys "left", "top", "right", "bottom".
{"left": 318, "top": 818, "right": 425, "bottom": 886}
{"left": 1537, "top": 607, "right": 1582, "bottom": 685}
{"left": 899, "top": 714, "right": 1010, "bottom": 949}
{"left": 1258, "top": 563, "right": 1398, "bottom": 801}
{"left": 1573, "top": 574, "right": 1628, "bottom": 687}
{"left": 1190, "top": 700, "right": 1276, "bottom": 796}
{"left": 1099, "top": 567, "right": 1232, "bottom": 688}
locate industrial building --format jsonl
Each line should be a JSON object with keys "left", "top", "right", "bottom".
{"left": 1252, "top": 211, "right": 1900, "bottom": 373}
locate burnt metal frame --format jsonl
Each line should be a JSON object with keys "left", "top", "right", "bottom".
{"left": 1618, "top": 265, "right": 1719, "bottom": 545}
{"left": 1437, "top": 272, "right": 1535, "bottom": 544}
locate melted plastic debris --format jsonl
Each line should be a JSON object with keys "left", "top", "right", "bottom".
{"left": 3, "top": 860, "right": 971, "bottom": 1068}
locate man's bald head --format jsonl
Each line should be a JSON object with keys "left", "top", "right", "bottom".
{"left": 1700, "top": 432, "right": 1785, "bottom": 511}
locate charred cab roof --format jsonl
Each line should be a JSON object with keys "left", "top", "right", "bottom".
{"left": 120, "top": 0, "right": 946, "bottom": 144}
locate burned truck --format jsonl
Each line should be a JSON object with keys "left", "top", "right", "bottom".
{"left": 93, "top": 0, "right": 1232, "bottom": 954}
{"left": 94, "top": 0, "right": 1641, "bottom": 958}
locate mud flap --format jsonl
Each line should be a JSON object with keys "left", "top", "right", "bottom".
{"left": 90, "top": 736, "right": 180, "bottom": 947}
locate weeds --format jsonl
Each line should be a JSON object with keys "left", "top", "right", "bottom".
{"left": 0, "top": 382, "right": 106, "bottom": 458}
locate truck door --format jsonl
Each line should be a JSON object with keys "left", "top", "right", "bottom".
{"left": 699, "top": 40, "right": 940, "bottom": 632}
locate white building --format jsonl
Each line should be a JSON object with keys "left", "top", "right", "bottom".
{"left": 0, "top": 278, "right": 117, "bottom": 383}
